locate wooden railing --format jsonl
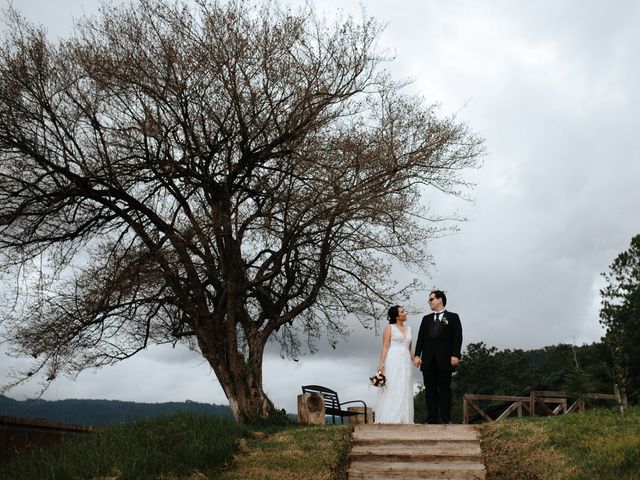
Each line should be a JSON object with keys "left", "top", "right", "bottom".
{"left": 0, "top": 415, "right": 97, "bottom": 458}
{"left": 463, "top": 387, "right": 624, "bottom": 424}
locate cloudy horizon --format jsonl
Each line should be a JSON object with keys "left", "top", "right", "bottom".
{"left": 2, "top": 0, "right": 638, "bottom": 415}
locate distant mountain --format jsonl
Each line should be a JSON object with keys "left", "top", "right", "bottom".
{"left": 0, "top": 395, "right": 233, "bottom": 426}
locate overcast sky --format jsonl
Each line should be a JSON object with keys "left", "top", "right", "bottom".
{"left": 1, "top": 0, "right": 639, "bottom": 415}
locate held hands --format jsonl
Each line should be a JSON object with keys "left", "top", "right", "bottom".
{"left": 412, "top": 356, "right": 457, "bottom": 367}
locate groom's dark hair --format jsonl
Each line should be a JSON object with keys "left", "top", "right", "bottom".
{"left": 387, "top": 305, "right": 401, "bottom": 324}
{"left": 430, "top": 290, "right": 447, "bottom": 307}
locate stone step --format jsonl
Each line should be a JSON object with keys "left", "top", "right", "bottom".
{"left": 352, "top": 439, "right": 480, "bottom": 449}
{"left": 353, "top": 424, "right": 480, "bottom": 442}
{"left": 348, "top": 460, "right": 486, "bottom": 480}
{"left": 350, "top": 441, "right": 483, "bottom": 463}
{"left": 348, "top": 424, "right": 486, "bottom": 480}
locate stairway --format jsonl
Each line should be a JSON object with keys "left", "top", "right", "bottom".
{"left": 348, "top": 424, "right": 486, "bottom": 479}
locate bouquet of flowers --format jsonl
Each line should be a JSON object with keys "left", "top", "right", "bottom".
{"left": 369, "top": 370, "right": 386, "bottom": 387}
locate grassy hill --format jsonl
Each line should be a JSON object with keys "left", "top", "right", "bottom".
{"left": 1, "top": 406, "right": 637, "bottom": 479}
{"left": 0, "top": 413, "right": 250, "bottom": 479}
{"left": 480, "top": 406, "right": 640, "bottom": 479}
{"left": 0, "top": 394, "right": 232, "bottom": 426}
{"left": 0, "top": 412, "right": 349, "bottom": 480}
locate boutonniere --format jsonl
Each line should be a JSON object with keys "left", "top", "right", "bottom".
{"left": 441, "top": 316, "right": 448, "bottom": 325}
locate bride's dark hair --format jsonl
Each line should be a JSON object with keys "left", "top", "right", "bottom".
{"left": 387, "top": 305, "right": 401, "bottom": 324}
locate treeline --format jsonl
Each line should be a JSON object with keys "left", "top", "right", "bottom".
{"left": 455, "top": 341, "right": 614, "bottom": 398}
{"left": 0, "top": 395, "right": 232, "bottom": 426}
{"left": 414, "top": 341, "right": 617, "bottom": 423}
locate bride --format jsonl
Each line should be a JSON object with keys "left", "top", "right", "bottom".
{"left": 374, "top": 305, "right": 415, "bottom": 424}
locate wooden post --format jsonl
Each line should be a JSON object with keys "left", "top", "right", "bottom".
{"left": 463, "top": 395, "right": 469, "bottom": 424}
{"left": 297, "top": 393, "right": 325, "bottom": 425}
{"left": 347, "top": 407, "right": 372, "bottom": 425}
{"left": 530, "top": 391, "right": 536, "bottom": 416}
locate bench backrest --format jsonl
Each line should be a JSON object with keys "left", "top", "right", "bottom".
{"left": 301, "top": 385, "right": 341, "bottom": 410}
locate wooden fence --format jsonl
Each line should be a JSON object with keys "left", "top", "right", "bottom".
{"left": 0, "top": 415, "right": 97, "bottom": 459}
{"left": 463, "top": 387, "right": 624, "bottom": 424}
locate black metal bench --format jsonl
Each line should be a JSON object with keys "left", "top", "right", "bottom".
{"left": 301, "top": 385, "right": 368, "bottom": 424}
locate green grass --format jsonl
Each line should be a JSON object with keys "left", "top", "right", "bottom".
{"left": 218, "top": 424, "right": 351, "bottom": 480}
{"left": 0, "top": 412, "right": 349, "bottom": 480}
{"left": 0, "top": 413, "right": 251, "bottom": 480}
{"left": 6, "top": 407, "right": 637, "bottom": 480}
{"left": 480, "top": 406, "right": 640, "bottom": 480}
{"left": 546, "top": 406, "right": 640, "bottom": 479}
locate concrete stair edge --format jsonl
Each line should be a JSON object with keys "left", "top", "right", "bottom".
{"left": 349, "top": 454, "right": 484, "bottom": 463}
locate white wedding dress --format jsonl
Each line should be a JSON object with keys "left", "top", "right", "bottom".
{"left": 374, "top": 324, "right": 414, "bottom": 424}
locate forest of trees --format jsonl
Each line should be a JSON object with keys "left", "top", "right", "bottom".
{"left": 414, "top": 340, "right": 618, "bottom": 423}
{"left": 0, "top": 395, "right": 232, "bottom": 426}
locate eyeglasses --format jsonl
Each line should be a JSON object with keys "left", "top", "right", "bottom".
{"left": 428, "top": 297, "right": 437, "bottom": 302}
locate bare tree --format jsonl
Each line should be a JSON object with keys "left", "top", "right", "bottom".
{"left": 0, "top": 0, "right": 483, "bottom": 422}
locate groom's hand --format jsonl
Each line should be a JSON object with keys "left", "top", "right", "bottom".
{"left": 413, "top": 356, "right": 422, "bottom": 367}
{"left": 450, "top": 356, "right": 460, "bottom": 367}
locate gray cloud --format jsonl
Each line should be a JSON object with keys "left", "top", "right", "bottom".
{"left": 1, "top": 0, "right": 638, "bottom": 413}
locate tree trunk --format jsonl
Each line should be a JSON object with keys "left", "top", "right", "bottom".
{"left": 222, "top": 368, "right": 276, "bottom": 423}
{"left": 199, "top": 332, "right": 277, "bottom": 423}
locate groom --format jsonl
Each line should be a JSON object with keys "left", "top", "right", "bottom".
{"left": 413, "top": 290, "right": 463, "bottom": 424}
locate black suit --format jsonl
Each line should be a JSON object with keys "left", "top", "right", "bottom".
{"left": 414, "top": 310, "right": 463, "bottom": 423}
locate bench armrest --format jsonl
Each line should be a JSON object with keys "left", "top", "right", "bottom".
{"left": 340, "top": 400, "right": 367, "bottom": 409}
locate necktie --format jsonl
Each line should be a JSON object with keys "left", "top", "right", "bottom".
{"left": 430, "top": 313, "right": 439, "bottom": 336}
